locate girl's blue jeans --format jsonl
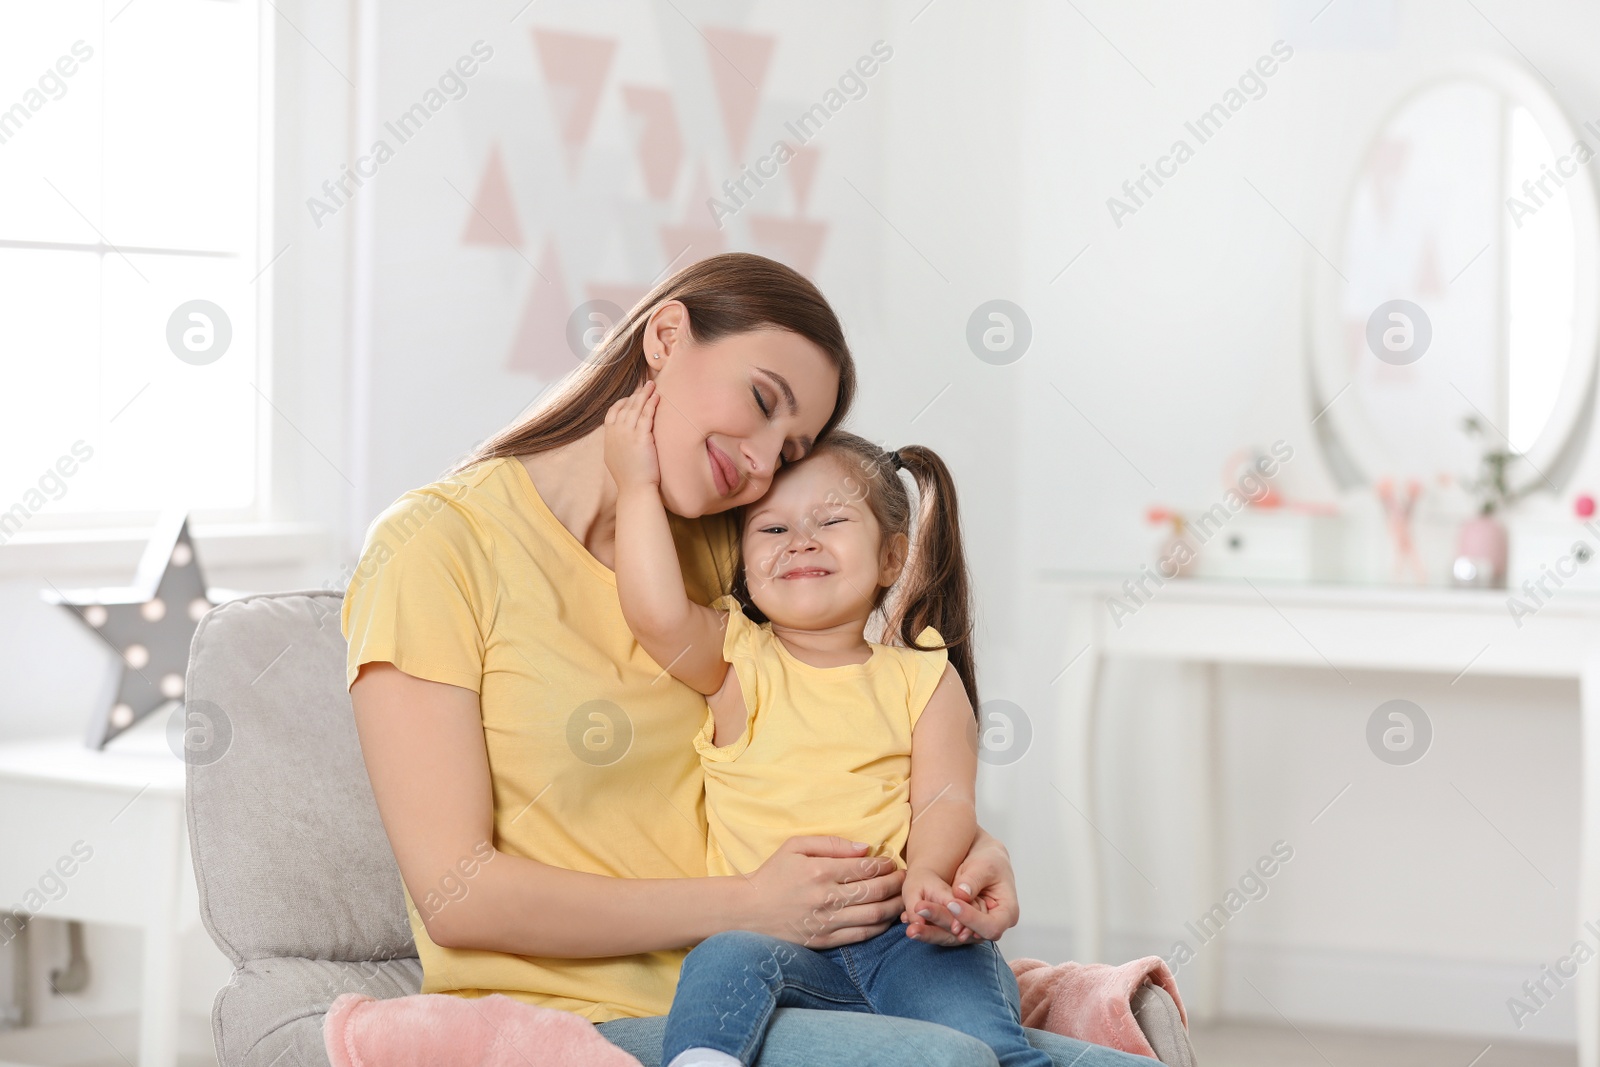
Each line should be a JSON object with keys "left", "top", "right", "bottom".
{"left": 600, "top": 1011, "right": 1157, "bottom": 1067}
{"left": 652, "top": 925, "right": 1067, "bottom": 1067}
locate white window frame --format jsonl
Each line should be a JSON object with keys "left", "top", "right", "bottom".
{"left": 0, "top": 2, "right": 342, "bottom": 582}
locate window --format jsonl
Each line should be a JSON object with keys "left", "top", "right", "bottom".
{"left": 0, "top": 1, "right": 271, "bottom": 540}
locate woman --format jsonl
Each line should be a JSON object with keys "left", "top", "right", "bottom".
{"left": 344, "top": 253, "right": 1150, "bottom": 1067}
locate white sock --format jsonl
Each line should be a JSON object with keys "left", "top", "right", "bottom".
{"left": 665, "top": 1048, "right": 742, "bottom": 1067}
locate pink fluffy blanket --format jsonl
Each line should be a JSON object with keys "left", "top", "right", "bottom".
{"left": 322, "top": 991, "right": 640, "bottom": 1067}
{"left": 1011, "top": 956, "right": 1187, "bottom": 1061}
{"left": 324, "top": 956, "right": 1186, "bottom": 1066}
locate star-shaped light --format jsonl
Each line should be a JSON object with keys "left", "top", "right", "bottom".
{"left": 43, "top": 512, "right": 216, "bottom": 749}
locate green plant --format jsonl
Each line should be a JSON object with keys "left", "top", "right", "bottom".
{"left": 1460, "top": 415, "right": 1538, "bottom": 516}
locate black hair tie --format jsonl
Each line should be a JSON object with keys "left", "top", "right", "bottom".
{"left": 888, "top": 450, "right": 905, "bottom": 471}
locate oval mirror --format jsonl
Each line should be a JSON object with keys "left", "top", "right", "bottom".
{"left": 1310, "top": 57, "right": 1600, "bottom": 495}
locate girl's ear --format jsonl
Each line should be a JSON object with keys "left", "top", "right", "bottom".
{"left": 879, "top": 530, "right": 911, "bottom": 588}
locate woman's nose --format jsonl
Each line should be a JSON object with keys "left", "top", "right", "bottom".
{"left": 742, "top": 433, "right": 784, "bottom": 477}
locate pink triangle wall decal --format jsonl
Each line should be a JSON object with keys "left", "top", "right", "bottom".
{"left": 621, "top": 86, "right": 684, "bottom": 201}
{"left": 787, "top": 145, "right": 820, "bottom": 215}
{"left": 533, "top": 30, "right": 618, "bottom": 176}
{"left": 462, "top": 143, "right": 524, "bottom": 247}
{"left": 507, "top": 243, "right": 579, "bottom": 378}
{"left": 702, "top": 27, "right": 775, "bottom": 161}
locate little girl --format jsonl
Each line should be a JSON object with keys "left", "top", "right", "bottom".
{"left": 603, "top": 381, "right": 1051, "bottom": 1067}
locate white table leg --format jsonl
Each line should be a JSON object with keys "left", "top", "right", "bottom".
{"left": 1578, "top": 656, "right": 1600, "bottom": 1067}
{"left": 138, "top": 796, "right": 181, "bottom": 1067}
{"left": 1059, "top": 595, "right": 1104, "bottom": 963}
{"left": 1186, "top": 661, "right": 1222, "bottom": 1021}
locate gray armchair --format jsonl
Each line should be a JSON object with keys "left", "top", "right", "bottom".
{"left": 186, "top": 591, "right": 420, "bottom": 1067}
{"left": 184, "top": 590, "right": 1193, "bottom": 1067}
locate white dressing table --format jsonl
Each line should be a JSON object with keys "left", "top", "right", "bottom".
{"left": 1045, "top": 572, "right": 1600, "bottom": 1064}
{"left": 0, "top": 728, "right": 198, "bottom": 1067}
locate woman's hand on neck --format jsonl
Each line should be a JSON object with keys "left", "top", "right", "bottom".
{"left": 518, "top": 423, "right": 623, "bottom": 570}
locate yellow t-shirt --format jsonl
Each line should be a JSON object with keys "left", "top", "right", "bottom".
{"left": 696, "top": 593, "right": 949, "bottom": 877}
{"left": 340, "top": 456, "right": 737, "bottom": 1021}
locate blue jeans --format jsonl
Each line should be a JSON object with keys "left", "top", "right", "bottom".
{"left": 600, "top": 1010, "right": 1154, "bottom": 1067}
{"left": 658, "top": 926, "right": 1056, "bottom": 1067}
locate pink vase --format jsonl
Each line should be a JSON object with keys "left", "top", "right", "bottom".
{"left": 1452, "top": 514, "right": 1508, "bottom": 588}
{"left": 1159, "top": 531, "right": 1198, "bottom": 578}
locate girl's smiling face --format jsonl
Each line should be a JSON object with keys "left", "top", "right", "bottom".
{"left": 643, "top": 301, "right": 840, "bottom": 519}
{"left": 740, "top": 451, "right": 909, "bottom": 632}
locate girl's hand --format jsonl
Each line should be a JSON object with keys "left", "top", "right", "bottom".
{"left": 900, "top": 867, "right": 961, "bottom": 942}
{"left": 902, "top": 898, "right": 984, "bottom": 945}
{"left": 734, "top": 836, "right": 906, "bottom": 949}
{"left": 903, "top": 829, "right": 1018, "bottom": 944}
{"left": 603, "top": 381, "right": 662, "bottom": 490}
{"left": 900, "top": 878, "right": 984, "bottom": 946}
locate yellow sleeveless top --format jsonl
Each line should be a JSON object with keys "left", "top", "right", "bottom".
{"left": 697, "top": 593, "right": 949, "bottom": 876}
{"left": 341, "top": 456, "right": 738, "bottom": 1021}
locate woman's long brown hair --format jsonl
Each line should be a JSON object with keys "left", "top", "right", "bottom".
{"left": 454, "top": 253, "right": 857, "bottom": 471}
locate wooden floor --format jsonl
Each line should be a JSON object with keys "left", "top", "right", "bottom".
{"left": 1191, "top": 1020, "right": 1574, "bottom": 1067}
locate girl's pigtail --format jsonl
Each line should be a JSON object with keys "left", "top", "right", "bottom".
{"left": 889, "top": 445, "right": 978, "bottom": 715}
